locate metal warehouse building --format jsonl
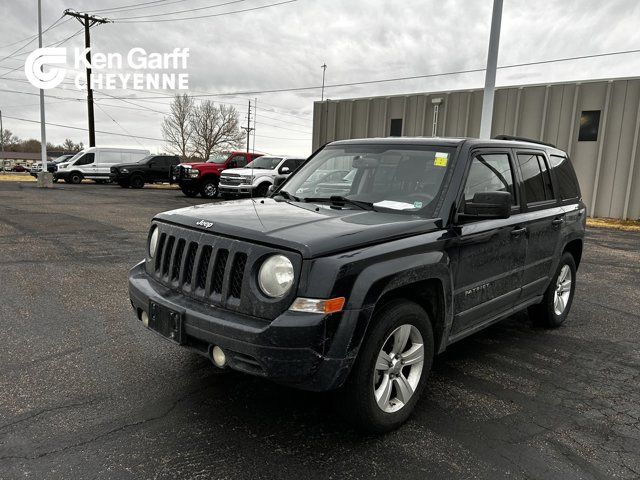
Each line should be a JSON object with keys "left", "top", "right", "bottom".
{"left": 312, "top": 77, "right": 640, "bottom": 220}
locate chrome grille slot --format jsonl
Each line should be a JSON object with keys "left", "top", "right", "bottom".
{"left": 183, "top": 242, "right": 197, "bottom": 286}
{"left": 196, "top": 245, "right": 212, "bottom": 290}
{"left": 155, "top": 233, "right": 166, "bottom": 272}
{"left": 171, "top": 239, "right": 185, "bottom": 281}
{"left": 162, "top": 236, "right": 175, "bottom": 277}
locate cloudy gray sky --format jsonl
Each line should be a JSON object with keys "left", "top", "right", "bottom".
{"left": 1, "top": 0, "right": 640, "bottom": 157}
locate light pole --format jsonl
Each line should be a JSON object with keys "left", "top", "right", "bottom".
{"left": 37, "top": 0, "right": 50, "bottom": 187}
{"left": 479, "top": 0, "right": 503, "bottom": 139}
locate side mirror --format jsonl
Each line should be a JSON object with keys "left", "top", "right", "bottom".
{"left": 280, "top": 166, "right": 290, "bottom": 174}
{"left": 148, "top": 162, "right": 154, "bottom": 167}
{"left": 267, "top": 185, "right": 275, "bottom": 196}
{"left": 273, "top": 175, "right": 288, "bottom": 188}
{"left": 462, "top": 191, "right": 512, "bottom": 219}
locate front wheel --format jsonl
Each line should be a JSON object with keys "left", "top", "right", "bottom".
{"left": 528, "top": 252, "right": 577, "bottom": 327}
{"left": 69, "top": 172, "right": 83, "bottom": 184}
{"left": 200, "top": 180, "right": 219, "bottom": 199}
{"left": 130, "top": 175, "right": 145, "bottom": 189}
{"left": 335, "top": 299, "right": 434, "bottom": 433}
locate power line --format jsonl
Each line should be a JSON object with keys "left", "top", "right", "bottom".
{"left": 0, "top": 17, "right": 70, "bottom": 51}
{"left": 89, "top": 0, "right": 173, "bottom": 13}
{"left": 114, "top": 0, "right": 298, "bottom": 23}
{"left": 0, "top": 16, "right": 67, "bottom": 64}
{"left": 3, "top": 114, "right": 163, "bottom": 141}
{"left": 94, "top": 102, "right": 145, "bottom": 147}
{"left": 112, "top": 0, "right": 249, "bottom": 20}
{"left": 93, "top": 47, "right": 640, "bottom": 100}
{"left": 255, "top": 120, "right": 311, "bottom": 134}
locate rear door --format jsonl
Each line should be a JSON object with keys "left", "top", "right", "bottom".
{"left": 515, "top": 151, "right": 564, "bottom": 300}
{"left": 451, "top": 149, "right": 527, "bottom": 336}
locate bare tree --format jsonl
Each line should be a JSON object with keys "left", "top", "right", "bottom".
{"left": 189, "top": 101, "right": 244, "bottom": 160}
{"left": 162, "top": 93, "right": 194, "bottom": 160}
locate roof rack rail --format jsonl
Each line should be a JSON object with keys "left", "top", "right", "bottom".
{"left": 492, "top": 135, "right": 556, "bottom": 148}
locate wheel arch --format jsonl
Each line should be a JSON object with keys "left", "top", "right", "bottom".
{"left": 563, "top": 238, "right": 583, "bottom": 268}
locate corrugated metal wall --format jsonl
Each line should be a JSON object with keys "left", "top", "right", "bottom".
{"left": 312, "top": 78, "right": 640, "bottom": 220}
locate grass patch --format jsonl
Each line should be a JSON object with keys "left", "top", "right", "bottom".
{"left": 0, "top": 174, "right": 34, "bottom": 182}
{"left": 587, "top": 217, "right": 640, "bottom": 232}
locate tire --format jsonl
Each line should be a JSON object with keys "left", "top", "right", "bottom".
{"left": 335, "top": 299, "right": 434, "bottom": 433}
{"left": 254, "top": 182, "right": 270, "bottom": 197}
{"left": 528, "top": 252, "right": 577, "bottom": 328}
{"left": 69, "top": 172, "right": 83, "bottom": 184}
{"left": 181, "top": 186, "right": 199, "bottom": 197}
{"left": 200, "top": 179, "right": 219, "bottom": 199}
{"left": 130, "top": 175, "right": 145, "bottom": 189}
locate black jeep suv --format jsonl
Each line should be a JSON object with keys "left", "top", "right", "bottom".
{"left": 128, "top": 137, "right": 585, "bottom": 432}
{"left": 111, "top": 154, "right": 180, "bottom": 188}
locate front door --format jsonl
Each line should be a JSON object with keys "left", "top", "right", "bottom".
{"left": 451, "top": 150, "right": 527, "bottom": 336}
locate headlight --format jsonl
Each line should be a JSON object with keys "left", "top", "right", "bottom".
{"left": 120, "top": 168, "right": 129, "bottom": 173}
{"left": 148, "top": 226, "right": 160, "bottom": 257}
{"left": 243, "top": 175, "right": 254, "bottom": 183}
{"left": 258, "top": 254, "right": 294, "bottom": 298}
{"left": 188, "top": 169, "right": 200, "bottom": 178}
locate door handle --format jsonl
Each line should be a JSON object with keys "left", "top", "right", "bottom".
{"left": 510, "top": 226, "right": 527, "bottom": 238}
{"left": 551, "top": 217, "right": 565, "bottom": 228}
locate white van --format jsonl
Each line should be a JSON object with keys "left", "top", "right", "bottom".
{"left": 55, "top": 147, "right": 150, "bottom": 184}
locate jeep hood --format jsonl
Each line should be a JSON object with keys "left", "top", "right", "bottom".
{"left": 154, "top": 198, "right": 442, "bottom": 258}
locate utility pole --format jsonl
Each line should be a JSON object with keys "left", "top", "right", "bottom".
{"left": 252, "top": 97, "right": 257, "bottom": 153}
{"left": 241, "top": 100, "right": 254, "bottom": 154}
{"left": 0, "top": 109, "right": 5, "bottom": 174}
{"left": 37, "top": 0, "right": 49, "bottom": 186}
{"left": 479, "top": 0, "right": 503, "bottom": 139}
{"left": 321, "top": 63, "right": 327, "bottom": 102}
{"left": 63, "top": 9, "right": 109, "bottom": 147}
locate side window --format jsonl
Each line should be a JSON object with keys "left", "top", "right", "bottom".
{"left": 517, "top": 153, "right": 554, "bottom": 203}
{"left": 235, "top": 155, "right": 248, "bottom": 168}
{"left": 464, "top": 153, "right": 516, "bottom": 204}
{"left": 550, "top": 154, "right": 580, "bottom": 200}
{"left": 295, "top": 159, "right": 306, "bottom": 169}
{"left": 280, "top": 159, "right": 296, "bottom": 172}
{"left": 75, "top": 153, "right": 95, "bottom": 166}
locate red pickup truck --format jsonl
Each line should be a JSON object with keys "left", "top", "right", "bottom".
{"left": 172, "top": 151, "right": 263, "bottom": 198}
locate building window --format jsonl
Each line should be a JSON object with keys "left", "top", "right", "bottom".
{"left": 578, "top": 110, "right": 601, "bottom": 142}
{"left": 389, "top": 118, "right": 403, "bottom": 137}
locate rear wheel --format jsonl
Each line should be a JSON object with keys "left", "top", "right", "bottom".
{"left": 335, "top": 299, "right": 434, "bottom": 433}
{"left": 130, "top": 175, "right": 145, "bottom": 189}
{"left": 200, "top": 179, "right": 219, "bottom": 198}
{"left": 69, "top": 172, "right": 83, "bottom": 184}
{"left": 529, "top": 252, "right": 576, "bottom": 327}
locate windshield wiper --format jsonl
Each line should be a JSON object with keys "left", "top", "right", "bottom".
{"left": 303, "top": 196, "right": 374, "bottom": 210}
{"left": 274, "top": 190, "right": 300, "bottom": 201}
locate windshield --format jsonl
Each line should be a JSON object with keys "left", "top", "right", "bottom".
{"left": 55, "top": 155, "right": 72, "bottom": 163}
{"left": 281, "top": 145, "right": 455, "bottom": 214}
{"left": 207, "top": 153, "right": 229, "bottom": 164}
{"left": 64, "top": 151, "right": 85, "bottom": 165}
{"left": 244, "top": 157, "right": 282, "bottom": 170}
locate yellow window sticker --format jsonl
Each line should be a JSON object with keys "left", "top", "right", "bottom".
{"left": 434, "top": 152, "right": 449, "bottom": 167}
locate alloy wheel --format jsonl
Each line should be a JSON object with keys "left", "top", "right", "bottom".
{"left": 553, "top": 265, "right": 572, "bottom": 316}
{"left": 373, "top": 324, "right": 425, "bottom": 413}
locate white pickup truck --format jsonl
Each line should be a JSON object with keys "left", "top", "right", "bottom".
{"left": 218, "top": 155, "right": 306, "bottom": 197}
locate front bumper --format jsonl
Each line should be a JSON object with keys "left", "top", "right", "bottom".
{"left": 219, "top": 183, "right": 255, "bottom": 195}
{"left": 128, "top": 261, "right": 361, "bottom": 391}
{"left": 54, "top": 170, "right": 70, "bottom": 180}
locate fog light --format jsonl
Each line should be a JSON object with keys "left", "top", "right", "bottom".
{"left": 211, "top": 345, "right": 226, "bottom": 368}
{"left": 141, "top": 310, "right": 149, "bottom": 327}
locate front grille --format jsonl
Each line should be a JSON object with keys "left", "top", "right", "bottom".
{"left": 220, "top": 175, "right": 242, "bottom": 186}
{"left": 146, "top": 222, "right": 301, "bottom": 320}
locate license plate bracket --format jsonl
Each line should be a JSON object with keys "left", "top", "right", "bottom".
{"left": 148, "top": 302, "right": 184, "bottom": 344}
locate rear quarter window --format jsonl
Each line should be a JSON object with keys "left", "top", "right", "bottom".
{"left": 550, "top": 154, "right": 580, "bottom": 200}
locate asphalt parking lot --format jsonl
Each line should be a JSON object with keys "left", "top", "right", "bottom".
{"left": 1, "top": 181, "right": 639, "bottom": 479}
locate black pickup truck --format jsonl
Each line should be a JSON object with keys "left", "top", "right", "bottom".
{"left": 128, "top": 137, "right": 585, "bottom": 432}
{"left": 111, "top": 154, "right": 180, "bottom": 188}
